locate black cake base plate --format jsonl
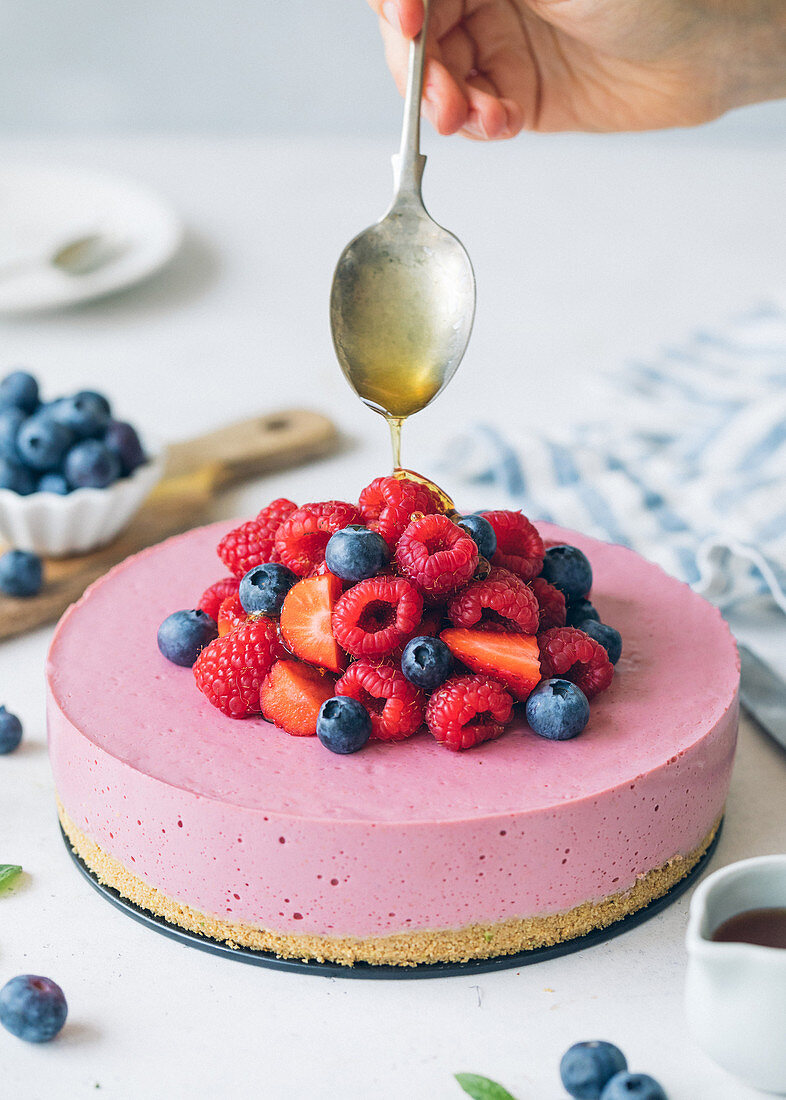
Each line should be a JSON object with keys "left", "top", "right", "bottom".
{"left": 62, "top": 820, "right": 721, "bottom": 980}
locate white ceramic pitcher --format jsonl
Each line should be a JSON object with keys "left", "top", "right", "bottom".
{"left": 685, "top": 855, "right": 786, "bottom": 1094}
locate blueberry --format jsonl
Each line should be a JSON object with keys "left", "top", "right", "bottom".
{"left": 64, "top": 439, "right": 122, "bottom": 489}
{"left": 457, "top": 514, "right": 497, "bottom": 560}
{"left": 560, "top": 1041, "right": 628, "bottom": 1099}
{"left": 540, "top": 545, "right": 593, "bottom": 601}
{"left": 525, "top": 678, "right": 590, "bottom": 741}
{"left": 578, "top": 619, "right": 622, "bottom": 665}
{"left": 0, "top": 406, "right": 25, "bottom": 461}
{"left": 0, "top": 371, "right": 39, "bottom": 414}
{"left": 0, "top": 975, "right": 67, "bottom": 1043}
{"left": 37, "top": 472, "right": 70, "bottom": 495}
{"left": 0, "top": 706, "right": 23, "bottom": 754}
{"left": 239, "top": 563, "right": 297, "bottom": 615}
{"left": 317, "top": 697, "right": 372, "bottom": 754}
{"left": 325, "top": 525, "right": 389, "bottom": 582}
{"left": 76, "top": 389, "right": 111, "bottom": 417}
{"left": 566, "top": 598, "right": 600, "bottom": 628}
{"left": 157, "top": 609, "right": 218, "bottom": 667}
{"left": 0, "top": 458, "right": 37, "bottom": 496}
{"left": 0, "top": 550, "right": 43, "bottom": 597}
{"left": 16, "top": 416, "right": 75, "bottom": 472}
{"left": 401, "top": 636, "right": 453, "bottom": 690}
{"left": 103, "top": 420, "right": 146, "bottom": 477}
{"left": 49, "top": 392, "right": 111, "bottom": 439}
{"left": 600, "top": 1072, "right": 667, "bottom": 1100}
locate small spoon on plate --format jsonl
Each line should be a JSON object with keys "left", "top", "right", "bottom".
{"left": 0, "top": 231, "right": 126, "bottom": 281}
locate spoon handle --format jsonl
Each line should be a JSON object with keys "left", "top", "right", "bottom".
{"left": 392, "top": 0, "right": 430, "bottom": 202}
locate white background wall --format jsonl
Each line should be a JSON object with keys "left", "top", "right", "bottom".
{"left": 1, "top": 0, "right": 785, "bottom": 138}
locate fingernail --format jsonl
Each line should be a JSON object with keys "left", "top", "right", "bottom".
{"left": 382, "top": 2, "right": 401, "bottom": 30}
{"left": 463, "top": 112, "right": 488, "bottom": 139}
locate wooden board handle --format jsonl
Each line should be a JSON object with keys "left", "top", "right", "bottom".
{"left": 164, "top": 409, "right": 340, "bottom": 490}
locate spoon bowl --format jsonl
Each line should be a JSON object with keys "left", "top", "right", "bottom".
{"left": 330, "top": 200, "right": 475, "bottom": 420}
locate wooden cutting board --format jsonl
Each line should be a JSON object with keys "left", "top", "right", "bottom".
{"left": 0, "top": 408, "right": 340, "bottom": 642}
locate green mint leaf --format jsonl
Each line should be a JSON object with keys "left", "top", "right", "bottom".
{"left": 455, "top": 1073, "right": 518, "bottom": 1100}
{"left": 0, "top": 864, "right": 22, "bottom": 892}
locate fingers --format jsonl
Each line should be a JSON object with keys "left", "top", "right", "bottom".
{"left": 381, "top": 19, "right": 469, "bottom": 134}
{"left": 374, "top": 0, "right": 523, "bottom": 141}
{"left": 367, "top": 0, "right": 424, "bottom": 38}
{"left": 424, "top": 59, "right": 471, "bottom": 134}
{"left": 459, "top": 82, "right": 512, "bottom": 141}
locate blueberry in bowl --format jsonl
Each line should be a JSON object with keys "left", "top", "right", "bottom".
{"left": 0, "top": 369, "right": 164, "bottom": 557}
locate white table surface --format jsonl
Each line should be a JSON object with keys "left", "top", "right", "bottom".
{"left": 1, "top": 132, "right": 785, "bottom": 1100}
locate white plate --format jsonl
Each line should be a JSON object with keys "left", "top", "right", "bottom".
{"left": 0, "top": 165, "right": 183, "bottom": 313}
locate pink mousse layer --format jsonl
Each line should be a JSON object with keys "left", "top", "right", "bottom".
{"left": 47, "top": 521, "right": 739, "bottom": 939}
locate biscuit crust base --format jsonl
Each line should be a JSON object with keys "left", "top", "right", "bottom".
{"left": 58, "top": 799, "right": 720, "bottom": 967}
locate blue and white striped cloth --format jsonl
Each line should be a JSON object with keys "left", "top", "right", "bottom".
{"left": 440, "top": 300, "right": 786, "bottom": 663}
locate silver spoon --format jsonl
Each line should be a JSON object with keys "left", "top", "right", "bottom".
{"left": 330, "top": 0, "right": 476, "bottom": 465}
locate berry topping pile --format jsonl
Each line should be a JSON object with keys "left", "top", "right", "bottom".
{"left": 159, "top": 475, "right": 622, "bottom": 753}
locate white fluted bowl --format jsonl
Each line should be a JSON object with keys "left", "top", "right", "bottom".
{"left": 0, "top": 446, "right": 166, "bottom": 557}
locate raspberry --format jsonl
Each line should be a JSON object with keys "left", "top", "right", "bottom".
{"left": 332, "top": 576, "right": 423, "bottom": 658}
{"left": 335, "top": 659, "right": 425, "bottom": 741}
{"left": 482, "top": 510, "right": 544, "bottom": 581}
{"left": 217, "top": 498, "right": 296, "bottom": 577}
{"left": 256, "top": 497, "right": 298, "bottom": 527}
{"left": 530, "top": 576, "right": 567, "bottom": 631}
{"left": 217, "top": 592, "right": 247, "bottom": 636}
{"left": 274, "top": 500, "right": 361, "bottom": 577}
{"left": 425, "top": 675, "right": 513, "bottom": 751}
{"left": 194, "top": 618, "right": 284, "bottom": 717}
{"left": 198, "top": 576, "right": 240, "bottom": 621}
{"left": 537, "top": 626, "right": 614, "bottom": 699}
{"left": 359, "top": 475, "right": 443, "bottom": 547}
{"left": 395, "top": 514, "right": 478, "bottom": 598}
{"left": 447, "top": 567, "right": 539, "bottom": 634}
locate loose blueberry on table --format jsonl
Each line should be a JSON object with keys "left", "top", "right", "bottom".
{"left": 456, "top": 1039, "right": 667, "bottom": 1099}
{"left": 0, "top": 975, "right": 68, "bottom": 1043}
{"left": 158, "top": 474, "right": 622, "bottom": 753}
{"left": 560, "top": 1041, "right": 628, "bottom": 1099}
{"left": 600, "top": 1073, "right": 667, "bottom": 1100}
{"left": 0, "top": 549, "right": 43, "bottom": 598}
{"left": 0, "top": 705, "right": 23, "bottom": 754}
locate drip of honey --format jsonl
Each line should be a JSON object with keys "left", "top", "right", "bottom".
{"left": 387, "top": 417, "right": 404, "bottom": 471}
{"left": 393, "top": 467, "right": 459, "bottom": 517}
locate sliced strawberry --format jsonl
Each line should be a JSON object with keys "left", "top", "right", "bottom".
{"left": 217, "top": 592, "right": 247, "bottom": 636}
{"left": 279, "top": 573, "right": 346, "bottom": 674}
{"left": 440, "top": 627, "right": 541, "bottom": 700}
{"left": 260, "top": 659, "right": 337, "bottom": 737}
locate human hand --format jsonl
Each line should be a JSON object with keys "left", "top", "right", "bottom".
{"left": 367, "top": 0, "right": 786, "bottom": 139}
